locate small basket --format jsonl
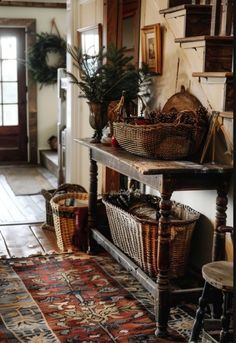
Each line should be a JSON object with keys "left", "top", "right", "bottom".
{"left": 113, "top": 117, "right": 207, "bottom": 160}
{"left": 50, "top": 192, "right": 88, "bottom": 251}
{"left": 103, "top": 194, "right": 200, "bottom": 278}
{"left": 41, "top": 183, "right": 87, "bottom": 231}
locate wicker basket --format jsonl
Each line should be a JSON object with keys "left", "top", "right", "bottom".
{"left": 41, "top": 183, "right": 87, "bottom": 231}
{"left": 113, "top": 120, "right": 207, "bottom": 160}
{"left": 50, "top": 192, "right": 88, "bottom": 251}
{"left": 102, "top": 195, "right": 200, "bottom": 278}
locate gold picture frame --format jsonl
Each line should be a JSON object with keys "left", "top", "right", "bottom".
{"left": 141, "top": 24, "right": 162, "bottom": 74}
{"left": 77, "top": 23, "right": 102, "bottom": 55}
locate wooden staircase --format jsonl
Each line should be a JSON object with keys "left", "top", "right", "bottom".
{"left": 159, "top": 0, "right": 233, "bottom": 164}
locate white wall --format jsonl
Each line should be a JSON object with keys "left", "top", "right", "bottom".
{"left": 0, "top": 6, "right": 66, "bottom": 153}
{"left": 66, "top": 0, "right": 103, "bottom": 190}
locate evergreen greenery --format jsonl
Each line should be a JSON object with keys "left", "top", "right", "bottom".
{"left": 27, "top": 33, "right": 66, "bottom": 87}
{"left": 66, "top": 44, "right": 156, "bottom": 103}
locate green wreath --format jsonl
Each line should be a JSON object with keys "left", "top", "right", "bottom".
{"left": 28, "top": 32, "right": 66, "bottom": 87}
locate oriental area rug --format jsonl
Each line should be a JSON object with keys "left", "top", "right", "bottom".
{"left": 0, "top": 253, "right": 195, "bottom": 342}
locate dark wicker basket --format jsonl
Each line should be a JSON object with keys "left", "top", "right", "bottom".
{"left": 113, "top": 118, "right": 207, "bottom": 160}
{"left": 103, "top": 194, "right": 200, "bottom": 278}
{"left": 41, "top": 183, "right": 87, "bottom": 231}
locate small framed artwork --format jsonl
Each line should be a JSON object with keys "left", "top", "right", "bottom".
{"left": 141, "top": 24, "right": 162, "bottom": 74}
{"left": 77, "top": 23, "right": 102, "bottom": 56}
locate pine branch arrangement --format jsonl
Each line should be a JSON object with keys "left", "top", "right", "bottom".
{"left": 66, "top": 43, "right": 156, "bottom": 103}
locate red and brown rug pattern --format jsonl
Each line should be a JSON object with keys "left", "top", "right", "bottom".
{"left": 0, "top": 253, "right": 194, "bottom": 342}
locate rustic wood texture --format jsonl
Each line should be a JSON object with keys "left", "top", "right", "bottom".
{"left": 76, "top": 138, "right": 232, "bottom": 337}
{"left": 0, "top": 224, "right": 60, "bottom": 258}
{"left": 169, "top": 0, "right": 192, "bottom": 6}
{"left": 0, "top": 166, "right": 59, "bottom": 258}
{"left": 0, "top": 165, "right": 57, "bottom": 225}
{"left": 160, "top": 4, "right": 211, "bottom": 37}
{"left": 192, "top": 72, "right": 233, "bottom": 78}
{"left": 175, "top": 36, "right": 233, "bottom": 72}
{"left": 1, "top": 225, "right": 44, "bottom": 257}
{"left": 162, "top": 86, "right": 202, "bottom": 112}
{"left": 0, "top": 1, "right": 66, "bottom": 8}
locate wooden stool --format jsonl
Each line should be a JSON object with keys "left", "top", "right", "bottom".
{"left": 189, "top": 227, "right": 233, "bottom": 343}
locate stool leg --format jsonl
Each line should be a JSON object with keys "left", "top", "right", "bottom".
{"left": 220, "top": 292, "right": 232, "bottom": 343}
{"left": 212, "top": 288, "right": 223, "bottom": 318}
{"left": 189, "top": 282, "right": 210, "bottom": 342}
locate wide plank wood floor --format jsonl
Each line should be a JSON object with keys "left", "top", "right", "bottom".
{"left": 0, "top": 165, "right": 60, "bottom": 258}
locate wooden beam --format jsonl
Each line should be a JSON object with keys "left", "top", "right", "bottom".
{"left": 0, "top": 1, "right": 66, "bottom": 8}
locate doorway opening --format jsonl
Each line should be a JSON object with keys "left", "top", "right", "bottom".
{"left": 0, "top": 18, "right": 37, "bottom": 164}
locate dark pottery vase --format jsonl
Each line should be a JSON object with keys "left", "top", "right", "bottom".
{"left": 88, "top": 102, "right": 109, "bottom": 143}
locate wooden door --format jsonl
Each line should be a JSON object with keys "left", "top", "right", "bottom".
{"left": 0, "top": 28, "right": 27, "bottom": 162}
{"left": 103, "top": 0, "right": 141, "bottom": 192}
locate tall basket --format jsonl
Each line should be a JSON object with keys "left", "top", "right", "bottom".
{"left": 41, "top": 183, "right": 87, "bottom": 231}
{"left": 50, "top": 192, "right": 89, "bottom": 251}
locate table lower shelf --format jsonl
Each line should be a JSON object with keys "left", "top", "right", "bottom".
{"left": 92, "top": 228, "right": 203, "bottom": 306}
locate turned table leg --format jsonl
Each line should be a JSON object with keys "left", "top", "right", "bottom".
{"left": 87, "top": 150, "right": 98, "bottom": 254}
{"left": 212, "top": 186, "right": 229, "bottom": 261}
{"left": 155, "top": 190, "right": 172, "bottom": 337}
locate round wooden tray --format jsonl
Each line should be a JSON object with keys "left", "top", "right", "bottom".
{"left": 162, "top": 85, "right": 202, "bottom": 113}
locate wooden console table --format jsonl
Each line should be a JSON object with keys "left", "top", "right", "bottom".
{"left": 76, "top": 138, "right": 232, "bottom": 337}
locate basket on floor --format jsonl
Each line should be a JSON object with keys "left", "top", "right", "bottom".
{"left": 102, "top": 194, "right": 200, "bottom": 278}
{"left": 41, "top": 183, "right": 87, "bottom": 231}
{"left": 50, "top": 192, "right": 88, "bottom": 251}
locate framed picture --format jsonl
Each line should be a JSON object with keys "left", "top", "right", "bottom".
{"left": 77, "top": 23, "right": 102, "bottom": 56}
{"left": 141, "top": 24, "right": 162, "bottom": 74}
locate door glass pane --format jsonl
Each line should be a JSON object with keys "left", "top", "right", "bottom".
{"left": 0, "top": 83, "right": 2, "bottom": 102}
{"left": 2, "top": 60, "right": 17, "bottom": 81}
{"left": 1, "top": 37, "right": 17, "bottom": 59}
{"left": 2, "top": 82, "right": 17, "bottom": 103}
{"left": 122, "top": 17, "right": 134, "bottom": 49}
{"left": 3, "top": 104, "right": 18, "bottom": 125}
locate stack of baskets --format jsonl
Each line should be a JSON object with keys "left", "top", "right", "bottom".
{"left": 102, "top": 193, "right": 200, "bottom": 278}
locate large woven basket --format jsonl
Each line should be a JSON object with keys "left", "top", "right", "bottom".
{"left": 103, "top": 195, "right": 200, "bottom": 278}
{"left": 113, "top": 120, "right": 207, "bottom": 160}
{"left": 41, "top": 183, "right": 87, "bottom": 231}
{"left": 50, "top": 192, "right": 88, "bottom": 251}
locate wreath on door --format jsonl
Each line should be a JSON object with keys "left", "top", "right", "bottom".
{"left": 27, "top": 19, "right": 66, "bottom": 87}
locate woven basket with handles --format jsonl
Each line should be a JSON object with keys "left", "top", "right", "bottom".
{"left": 50, "top": 192, "right": 88, "bottom": 251}
{"left": 41, "top": 183, "right": 87, "bottom": 231}
{"left": 113, "top": 110, "right": 207, "bottom": 160}
{"left": 103, "top": 194, "right": 200, "bottom": 278}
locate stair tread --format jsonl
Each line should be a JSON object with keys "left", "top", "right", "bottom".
{"left": 160, "top": 4, "right": 211, "bottom": 15}
{"left": 192, "top": 72, "right": 233, "bottom": 78}
{"left": 40, "top": 150, "right": 58, "bottom": 178}
{"left": 175, "top": 35, "right": 233, "bottom": 43}
{"left": 40, "top": 150, "right": 58, "bottom": 166}
{"left": 219, "top": 111, "right": 233, "bottom": 119}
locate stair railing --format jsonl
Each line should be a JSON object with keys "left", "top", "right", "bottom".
{"left": 191, "top": 0, "right": 233, "bottom": 36}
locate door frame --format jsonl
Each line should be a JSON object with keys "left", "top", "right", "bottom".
{"left": 0, "top": 18, "right": 37, "bottom": 164}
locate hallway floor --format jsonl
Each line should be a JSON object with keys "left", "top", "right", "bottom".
{"left": 0, "top": 165, "right": 59, "bottom": 258}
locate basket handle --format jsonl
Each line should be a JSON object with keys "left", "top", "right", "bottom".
{"left": 174, "top": 110, "right": 198, "bottom": 126}
{"left": 52, "top": 183, "right": 87, "bottom": 197}
{"left": 41, "top": 188, "right": 53, "bottom": 201}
